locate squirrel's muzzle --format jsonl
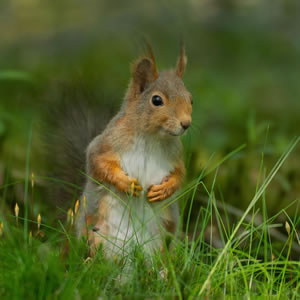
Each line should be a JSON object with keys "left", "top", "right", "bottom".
{"left": 180, "top": 120, "right": 191, "bottom": 130}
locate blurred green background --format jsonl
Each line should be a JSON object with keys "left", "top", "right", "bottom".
{"left": 0, "top": 0, "right": 299, "bottom": 221}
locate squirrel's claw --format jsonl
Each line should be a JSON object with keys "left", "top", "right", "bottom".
{"left": 147, "top": 189, "right": 162, "bottom": 198}
{"left": 147, "top": 185, "right": 165, "bottom": 202}
{"left": 148, "top": 195, "right": 164, "bottom": 202}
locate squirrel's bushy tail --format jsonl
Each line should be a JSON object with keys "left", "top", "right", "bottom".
{"left": 42, "top": 84, "right": 114, "bottom": 216}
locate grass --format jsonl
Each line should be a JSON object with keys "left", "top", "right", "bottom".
{"left": 0, "top": 134, "right": 299, "bottom": 299}
{"left": 1, "top": 2, "right": 300, "bottom": 298}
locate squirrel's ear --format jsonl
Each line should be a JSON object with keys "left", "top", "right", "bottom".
{"left": 131, "top": 57, "right": 158, "bottom": 94}
{"left": 176, "top": 42, "right": 187, "bottom": 78}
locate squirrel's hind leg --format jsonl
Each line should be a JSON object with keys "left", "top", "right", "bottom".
{"left": 79, "top": 194, "right": 111, "bottom": 257}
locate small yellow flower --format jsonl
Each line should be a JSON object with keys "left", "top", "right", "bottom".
{"left": 83, "top": 195, "right": 86, "bottom": 210}
{"left": 37, "top": 214, "right": 41, "bottom": 231}
{"left": 285, "top": 221, "right": 291, "bottom": 236}
{"left": 74, "top": 200, "right": 80, "bottom": 215}
{"left": 15, "top": 203, "right": 19, "bottom": 225}
{"left": 70, "top": 210, "right": 74, "bottom": 226}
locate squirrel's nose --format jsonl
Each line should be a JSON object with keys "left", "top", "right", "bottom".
{"left": 180, "top": 120, "right": 191, "bottom": 130}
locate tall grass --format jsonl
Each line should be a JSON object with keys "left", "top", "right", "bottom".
{"left": 0, "top": 135, "right": 299, "bottom": 299}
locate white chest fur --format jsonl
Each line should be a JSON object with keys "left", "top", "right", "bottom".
{"left": 120, "top": 136, "right": 174, "bottom": 190}
{"left": 78, "top": 136, "right": 179, "bottom": 255}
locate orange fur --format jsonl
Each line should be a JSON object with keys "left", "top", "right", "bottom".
{"left": 90, "top": 152, "right": 142, "bottom": 195}
{"left": 147, "top": 161, "right": 185, "bottom": 202}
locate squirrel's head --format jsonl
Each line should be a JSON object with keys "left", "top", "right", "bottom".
{"left": 126, "top": 43, "right": 192, "bottom": 137}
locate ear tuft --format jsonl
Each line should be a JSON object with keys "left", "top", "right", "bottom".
{"left": 176, "top": 42, "right": 187, "bottom": 78}
{"left": 131, "top": 57, "right": 158, "bottom": 93}
{"left": 143, "top": 40, "right": 158, "bottom": 77}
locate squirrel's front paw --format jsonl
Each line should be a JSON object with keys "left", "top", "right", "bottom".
{"left": 128, "top": 177, "right": 143, "bottom": 196}
{"left": 147, "top": 176, "right": 177, "bottom": 202}
{"left": 116, "top": 175, "right": 143, "bottom": 196}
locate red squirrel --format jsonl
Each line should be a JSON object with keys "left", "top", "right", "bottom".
{"left": 75, "top": 44, "right": 193, "bottom": 256}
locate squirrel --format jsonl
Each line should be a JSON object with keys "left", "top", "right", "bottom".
{"left": 59, "top": 44, "right": 192, "bottom": 256}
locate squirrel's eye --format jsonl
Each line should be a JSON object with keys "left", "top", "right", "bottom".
{"left": 152, "top": 95, "right": 163, "bottom": 106}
